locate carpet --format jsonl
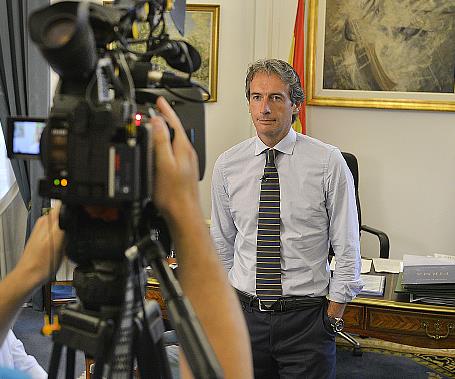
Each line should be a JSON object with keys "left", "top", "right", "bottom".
{"left": 11, "top": 307, "right": 455, "bottom": 379}
{"left": 336, "top": 337, "right": 455, "bottom": 379}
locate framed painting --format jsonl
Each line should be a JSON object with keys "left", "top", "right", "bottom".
{"left": 306, "top": 0, "right": 455, "bottom": 111}
{"left": 157, "top": 4, "right": 220, "bottom": 102}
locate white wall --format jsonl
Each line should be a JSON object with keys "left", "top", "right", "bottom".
{"left": 200, "top": 0, "right": 455, "bottom": 259}
{"left": 192, "top": 0, "right": 256, "bottom": 216}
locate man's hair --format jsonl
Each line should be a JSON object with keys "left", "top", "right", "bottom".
{"left": 245, "top": 59, "right": 305, "bottom": 123}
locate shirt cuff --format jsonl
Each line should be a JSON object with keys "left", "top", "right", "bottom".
{"left": 328, "top": 278, "right": 364, "bottom": 303}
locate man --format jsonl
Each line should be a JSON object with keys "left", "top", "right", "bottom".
{"left": 210, "top": 59, "right": 363, "bottom": 378}
{"left": 0, "top": 330, "right": 47, "bottom": 379}
{"left": 0, "top": 97, "right": 253, "bottom": 379}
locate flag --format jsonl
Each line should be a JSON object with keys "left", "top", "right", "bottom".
{"left": 289, "top": 0, "right": 306, "bottom": 134}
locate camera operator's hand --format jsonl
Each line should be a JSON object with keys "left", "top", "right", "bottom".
{"left": 150, "top": 97, "right": 253, "bottom": 379}
{"left": 20, "top": 202, "right": 65, "bottom": 284}
{"left": 0, "top": 202, "right": 64, "bottom": 344}
{"left": 151, "top": 96, "right": 201, "bottom": 221}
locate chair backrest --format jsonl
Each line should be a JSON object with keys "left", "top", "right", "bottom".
{"left": 341, "top": 152, "right": 362, "bottom": 228}
{"left": 328, "top": 152, "right": 362, "bottom": 261}
{"left": 339, "top": 152, "right": 390, "bottom": 259}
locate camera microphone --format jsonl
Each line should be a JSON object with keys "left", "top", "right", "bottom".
{"left": 149, "top": 40, "right": 202, "bottom": 74}
{"left": 131, "top": 62, "right": 192, "bottom": 88}
{"left": 147, "top": 71, "right": 192, "bottom": 87}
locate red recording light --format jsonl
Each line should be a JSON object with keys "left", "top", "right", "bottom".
{"left": 135, "top": 113, "right": 142, "bottom": 127}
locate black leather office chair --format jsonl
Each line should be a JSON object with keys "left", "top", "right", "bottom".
{"left": 341, "top": 152, "right": 390, "bottom": 259}
{"left": 330, "top": 152, "right": 390, "bottom": 355}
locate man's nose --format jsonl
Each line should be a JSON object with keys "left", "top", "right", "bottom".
{"left": 260, "top": 100, "right": 271, "bottom": 114}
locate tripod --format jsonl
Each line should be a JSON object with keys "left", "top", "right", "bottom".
{"left": 47, "top": 237, "right": 223, "bottom": 379}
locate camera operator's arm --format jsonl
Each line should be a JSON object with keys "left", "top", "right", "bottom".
{"left": 152, "top": 97, "right": 253, "bottom": 379}
{"left": 0, "top": 203, "right": 64, "bottom": 344}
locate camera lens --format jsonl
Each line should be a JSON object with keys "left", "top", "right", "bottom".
{"left": 44, "top": 17, "right": 77, "bottom": 48}
{"left": 29, "top": 2, "right": 98, "bottom": 79}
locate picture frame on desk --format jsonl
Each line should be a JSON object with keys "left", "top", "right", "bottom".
{"left": 306, "top": 0, "right": 455, "bottom": 112}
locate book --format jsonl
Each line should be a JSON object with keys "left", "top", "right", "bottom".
{"left": 360, "top": 274, "right": 386, "bottom": 296}
{"left": 402, "top": 255, "right": 455, "bottom": 285}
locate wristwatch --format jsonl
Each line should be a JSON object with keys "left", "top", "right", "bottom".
{"left": 328, "top": 316, "right": 344, "bottom": 333}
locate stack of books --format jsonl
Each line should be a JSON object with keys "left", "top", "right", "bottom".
{"left": 401, "top": 254, "right": 455, "bottom": 306}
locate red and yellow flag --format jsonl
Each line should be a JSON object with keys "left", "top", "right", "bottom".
{"left": 289, "top": 0, "right": 306, "bottom": 134}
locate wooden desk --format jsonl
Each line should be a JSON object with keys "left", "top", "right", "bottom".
{"left": 344, "top": 272, "right": 455, "bottom": 349}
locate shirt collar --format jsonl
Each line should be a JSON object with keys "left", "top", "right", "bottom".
{"left": 254, "top": 128, "right": 297, "bottom": 156}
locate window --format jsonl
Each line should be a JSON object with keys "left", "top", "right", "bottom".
{"left": 0, "top": 122, "right": 17, "bottom": 209}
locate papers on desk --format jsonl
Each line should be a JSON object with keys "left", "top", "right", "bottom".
{"left": 372, "top": 258, "right": 403, "bottom": 273}
{"left": 360, "top": 274, "right": 386, "bottom": 296}
{"left": 330, "top": 257, "right": 403, "bottom": 274}
{"left": 361, "top": 259, "right": 372, "bottom": 273}
{"left": 329, "top": 258, "right": 372, "bottom": 274}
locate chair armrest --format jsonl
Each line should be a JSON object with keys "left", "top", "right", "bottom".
{"left": 360, "top": 224, "right": 390, "bottom": 259}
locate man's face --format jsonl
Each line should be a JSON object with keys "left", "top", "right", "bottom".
{"left": 248, "top": 72, "right": 297, "bottom": 147}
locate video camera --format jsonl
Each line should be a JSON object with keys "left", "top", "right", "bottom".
{"left": 7, "top": 0, "right": 206, "bottom": 203}
{"left": 6, "top": 2, "right": 222, "bottom": 378}
{"left": 7, "top": 0, "right": 206, "bottom": 263}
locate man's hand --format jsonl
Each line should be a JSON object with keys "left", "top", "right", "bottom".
{"left": 0, "top": 202, "right": 65, "bottom": 343}
{"left": 19, "top": 201, "right": 65, "bottom": 287}
{"left": 147, "top": 97, "right": 254, "bottom": 378}
{"left": 327, "top": 300, "right": 346, "bottom": 318}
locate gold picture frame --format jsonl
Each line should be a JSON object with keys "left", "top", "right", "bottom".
{"left": 162, "top": 4, "right": 220, "bottom": 102}
{"left": 306, "top": 0, "right": 455, "bottom": 111}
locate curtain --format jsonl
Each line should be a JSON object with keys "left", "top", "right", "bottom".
{"left": 0, "top": 0, "right": 50, "bottom": 309}
{"left": 0, "top": 184, "right": 28, "bottom": 280}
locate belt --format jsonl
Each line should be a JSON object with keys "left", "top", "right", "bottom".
{"left": 235, "top": 289, "right": 325, "bottom": 312}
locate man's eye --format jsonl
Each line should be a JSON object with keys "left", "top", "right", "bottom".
{"left": 271, "top": 95, "right": 281, "bottom": 101}
{"left": 252, "top": 95, "right": 261, "bottom": 101}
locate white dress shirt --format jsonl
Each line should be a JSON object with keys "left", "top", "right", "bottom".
{"left": 0, "top": 330, "right": 46, "bottom": 379}
{"left": 210, "top": 128, "right": 363, "bottom": 303}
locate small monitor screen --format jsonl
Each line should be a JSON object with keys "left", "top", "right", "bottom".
{"left": 12, "top": 120, "right": 45, "bottom": 156}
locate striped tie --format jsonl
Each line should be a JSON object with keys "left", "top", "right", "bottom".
{"left": 256, "top": 149, "right": 281, "bottom": 309}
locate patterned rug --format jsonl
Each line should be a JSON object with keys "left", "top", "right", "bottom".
{"left": 336, "top": 337, "right": 455, "bottom": 379}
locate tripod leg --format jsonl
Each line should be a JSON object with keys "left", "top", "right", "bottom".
{"left": 48, "top": 342, "right": 63, "bottom": 379}
{"left": 135, "top": 302, "right": 173, "bottom": 379}
{"left": 92, "top": 357, "right": 106, "bottom": 379}
{"left": 66, "top": 347, "right": 76, "bottom": 379}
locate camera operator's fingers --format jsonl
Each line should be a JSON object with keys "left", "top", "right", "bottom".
{"left": 150, "top": 114, "right": 173, "bottom": 165}
{"left": 155, "top": 97, "right": 188, "bottom": 142}
{"left": 151, "top": 98, "right": 200, "bottom": 220}
{"left": 20, "top": 201, "right": 65, "bottom": 284}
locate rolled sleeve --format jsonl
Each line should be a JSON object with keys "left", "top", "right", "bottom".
{"left": 325, "top": 149, "right": 364, "bottom": 303}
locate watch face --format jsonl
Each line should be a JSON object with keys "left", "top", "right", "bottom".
{"left": 330, "top": 317, "right": 344, "bottom": 332}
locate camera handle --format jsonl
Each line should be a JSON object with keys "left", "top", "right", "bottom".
{"left": 130, "top": 237, "right": 224, "bottom": 379}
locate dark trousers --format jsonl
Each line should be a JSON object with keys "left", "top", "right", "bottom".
{"left": 241, "top": 299, "right": 336, "bottom": 379}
